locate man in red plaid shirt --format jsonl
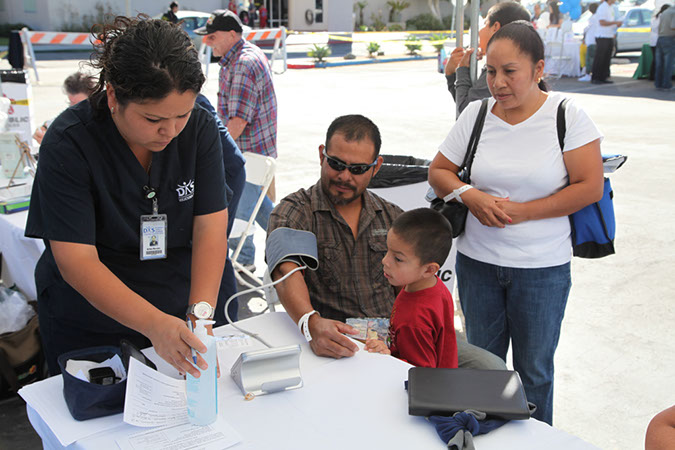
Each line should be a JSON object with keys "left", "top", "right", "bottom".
{"left": 197, "top": 9, "right": 278, "bottom": 271}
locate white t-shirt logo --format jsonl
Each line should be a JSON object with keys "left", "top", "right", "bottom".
{"left": 176, "top": 180, "right": 194, "bottom": 202}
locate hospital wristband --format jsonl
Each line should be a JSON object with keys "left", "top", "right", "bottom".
{"left": 452, "top": 185, "right": 474, "bottom": 204}
{"left": 298, "top": 310, "right": 319, "bottom": 342}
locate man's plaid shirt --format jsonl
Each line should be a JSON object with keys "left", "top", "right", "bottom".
{"left": 218, "top": 38, "right": 277, "bottom": 158}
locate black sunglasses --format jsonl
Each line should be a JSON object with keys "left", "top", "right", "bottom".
{"left": 322, "top": 148, "right": 378, "bottom": 175}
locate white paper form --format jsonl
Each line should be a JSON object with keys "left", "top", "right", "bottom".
{"left": 117, "top": 417, "right": 242, "bottom": 450}
{"left": 18, "top": 375, "right": 124, "bottom": 446}
{"left": 123, "top": 357, "right": 188, "bottom": 428}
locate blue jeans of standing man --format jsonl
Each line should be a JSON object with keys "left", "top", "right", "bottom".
{"left": 654, "top": 36, "right": 675, "bottom": 90}
{"left": 455, "top": 252, "right": 572, "bottom": 425}
{"left": 228, "top": 182, "right": 274, "bottom": 266}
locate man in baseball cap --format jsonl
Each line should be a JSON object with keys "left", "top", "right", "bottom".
{"left": 199, "top": 8, "right": 279, "bottom": 273}
{"left": 194, "top": 9, "right": 243, "bottom": 36}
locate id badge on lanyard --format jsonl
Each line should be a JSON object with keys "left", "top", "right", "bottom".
{"left": 140, "top": 189, "right": 168, "bottom": 260}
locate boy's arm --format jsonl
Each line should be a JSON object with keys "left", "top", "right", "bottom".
{"left": 393, "top": 325, "right": 438, "bottom": 368}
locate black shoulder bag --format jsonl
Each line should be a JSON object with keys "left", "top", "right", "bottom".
{"left": 430, "top": 98, "right": 489, "bottom": 238}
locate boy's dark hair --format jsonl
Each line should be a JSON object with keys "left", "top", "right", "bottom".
{"left": 486, "top": 1, "right": 532, "bottom": 27}
{"left": 325, "top": 114, "right": 382, "bottom": 158}
{"left": 588, "top": 2, "right": 599, "bottom": 14}
{"left": 391, "top": 208, "right": 453, "bottom": 266}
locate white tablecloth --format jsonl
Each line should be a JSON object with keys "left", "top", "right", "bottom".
{"left": 0, "top": 208, "right": 44, "bottom": 300}
{"left": 22, "top": 312, "right": 599, "bottom": 450}
{"left": 545, "top": 39, "right": 582, "bottom": 77}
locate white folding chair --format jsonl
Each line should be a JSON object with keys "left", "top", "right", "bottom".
{"left": 230, "top": 152, "right": 276, "bottom": 290}
{"left": 544, "top": 22, "right": 575, "bottom": 78}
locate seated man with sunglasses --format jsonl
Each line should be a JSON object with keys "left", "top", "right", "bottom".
{"left": 267, "top": 115, "right": 506, "bottom": 372}
{"left": 267, "top": 114, "right": 401, "bottom": 358}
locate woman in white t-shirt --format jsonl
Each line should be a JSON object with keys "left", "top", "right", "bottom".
{"left": 428, "top": 20, "right": 604, "bottom": 425}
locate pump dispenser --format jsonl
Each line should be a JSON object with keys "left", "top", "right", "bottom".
{"left": 186, "top": 319, "right": 218, "bottom": 425}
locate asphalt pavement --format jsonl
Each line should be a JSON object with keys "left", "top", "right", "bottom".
{"left": 1, "top": 51, "right": 673, "bottom": 449}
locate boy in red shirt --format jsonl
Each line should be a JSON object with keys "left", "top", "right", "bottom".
{"left": 365, "top": 208, "right": 458, "bottom": 369}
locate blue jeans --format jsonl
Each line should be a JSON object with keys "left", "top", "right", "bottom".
{"left": 228, "top": 182, "right": 274, "bottom": 266}
{"left": 455, "top": 252, "right": 571, "bottom": 425}
{"left": 654, "top": 36, "right": 675, "bottom": 90}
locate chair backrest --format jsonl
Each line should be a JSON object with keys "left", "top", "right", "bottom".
{"left": 561, "top": 20, "right": 573, "bottom": 35}
{"left": 544, "top": 27, "right": 560, "bottom": 43}
{"left": 243, "top": 152, "right": 276, "bottom": 188}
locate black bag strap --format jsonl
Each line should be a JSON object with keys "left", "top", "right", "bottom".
{"left": 557, "top": 97, "right": 570, "bottom": 151}
{"left": 461, "top": 98, "right": 490, "bottom": 183}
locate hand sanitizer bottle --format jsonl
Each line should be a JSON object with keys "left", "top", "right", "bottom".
{"left": 186, "top": 319, "right": 218, "bottom": 425}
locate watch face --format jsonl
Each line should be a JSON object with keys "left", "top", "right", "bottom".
{"left": 193, "top": 302, "right": 213, "bottom": 319}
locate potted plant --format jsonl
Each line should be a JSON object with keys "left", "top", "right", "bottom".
{"left": 307, "top": 44, "right": 331, "bottom": 64}
{"left": 430, "top": 33, "right": 447, "bottom": 54}
{"left": 367, "top": 42, "right": 381, "bottom": 58}
{"left": 404, "top": 35, "right": 422, "bottom": 55}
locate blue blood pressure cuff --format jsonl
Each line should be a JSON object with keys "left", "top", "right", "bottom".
{"left": 265, "top": 227, "right": 319, "bottom": 274}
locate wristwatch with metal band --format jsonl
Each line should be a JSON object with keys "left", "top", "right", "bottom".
{"left": 186, "top": 301, "right": 215, "bottom": 320}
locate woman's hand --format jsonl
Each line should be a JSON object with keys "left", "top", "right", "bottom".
{"left": 146, "top": 313, "right": 207, "bottom": 378}
{"left": 186, "top": 316, "right": 221, "bottom": 378}
{"left": 445, "top": 47, "right": 466, "bottom": 76}
{"left": 458, "top": 47, "right": 483, "bottom": 68}
{"left": 462, "top": 188, "right": 512, "bottom": 228}
{"left": 497, "top": 201, "right": 529, "bottom": 225}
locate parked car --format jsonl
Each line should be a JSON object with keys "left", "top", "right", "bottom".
{"left": 153, "top": 10, "right": 251, "bottom": 51}
{"left": 573, "top": 5, "right": 652, "bottom": 54}
{"left": 616, "top": 6, "right": 652, "bottom": 52}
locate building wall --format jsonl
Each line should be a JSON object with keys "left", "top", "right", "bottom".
{"left": 288, "top": 0, "right": 352, "bottom": 32}
{"left": 0, "top": 0, "right": 455, "bottom": 33}
{"left": 355, "top": 0, "right": 454, "bottom": 29}
{"left": 0, "top": 0, "right": 227, "bottom": 32}
{"left": 288, "top": 0, "right": 455, "bottom": 32}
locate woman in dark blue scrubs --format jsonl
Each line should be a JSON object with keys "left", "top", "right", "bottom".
{"left": 26, "top": 17, "right": 230, "bottom": 377}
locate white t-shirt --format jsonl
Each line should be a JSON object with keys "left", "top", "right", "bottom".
{"left": 585, "top": 14, "right": 600, "bottom": 46}
{"left": 595, "top": 1, "right": 617, "bottom": 38}
{"left": 438, "top": 93, "right": 603, "bottom": 269}
{"left": 650, "top": 16, "right": 660, "bottom": 46}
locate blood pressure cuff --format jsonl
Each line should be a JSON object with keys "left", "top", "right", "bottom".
{"left": 265, "top": 227, "right": 319, "bottom": 275}
{"left": 57, "top": 346, "right": 126, "bottom": 421}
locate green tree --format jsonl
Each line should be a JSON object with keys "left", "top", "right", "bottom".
{"left": 386, "top": 1, "right": 411, "bottom": 22}
{"left": 355, "top": 2, "right": 368, "bottom": 27}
